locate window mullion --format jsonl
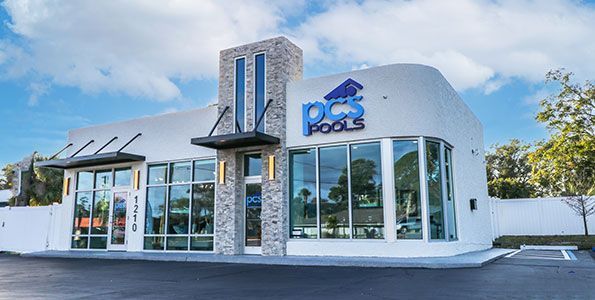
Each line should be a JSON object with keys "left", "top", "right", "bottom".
{"left": 346, "top": 144, "right": 353, "bottom": 239}
{"left": 439, "top": 142, "right": 450, "bottom": 242}
{"left": 315, "top": 147, "right": 321, "bottom": 239}
{"left": 418, "top": 137, "right": 430, "bottom": 242}
{"left": 381, "top": 139, "right": 397, "bottom": 242}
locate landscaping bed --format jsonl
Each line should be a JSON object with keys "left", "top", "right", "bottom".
{"left": 493, "top": 235, "right": 595, "bottom": 250}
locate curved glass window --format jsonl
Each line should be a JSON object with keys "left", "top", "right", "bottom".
{"left": 393, "top": 140, "right": 422, "bottom": 239}
{"left": 426, "top": 141, "right": 445, "bottom": 240}
{"left": 350, "top": 142, "right": 384, "bottom": 239}
{"left": 445, "top": 148, "right": 457, "bottom": 240}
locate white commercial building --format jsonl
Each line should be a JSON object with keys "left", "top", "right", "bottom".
{"left": 36, "top": 37, "right": 492, "bottom": 258}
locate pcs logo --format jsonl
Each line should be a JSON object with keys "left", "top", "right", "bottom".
{"left": 302, "top": 78, "right": 365, "bottom": 136}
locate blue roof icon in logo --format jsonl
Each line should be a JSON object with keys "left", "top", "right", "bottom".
{"left": 323, "top": 78, "right": 363, "bottom": 100}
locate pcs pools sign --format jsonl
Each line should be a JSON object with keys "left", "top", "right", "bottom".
{"left": 302, "top": 78, "right": 366, "bottom": 136}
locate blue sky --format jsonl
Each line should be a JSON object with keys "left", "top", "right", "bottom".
{"left": 1, "top": 0, "right": 594, "bottom": 168}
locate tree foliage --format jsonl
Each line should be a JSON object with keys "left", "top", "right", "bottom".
{"left": 486, "top": 139, "right": 536, "bottom": 199}
{"left": 529, "top": 69, "right": 595, "bottom": 197}
{"left": 1, "top": 152, "right": 64, "bottom": 206}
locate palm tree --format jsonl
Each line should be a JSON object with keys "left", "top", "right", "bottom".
{"left": 299, "top": 188, "right": 312, "bottom": 219}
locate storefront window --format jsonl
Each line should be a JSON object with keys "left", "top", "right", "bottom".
{"left": 426, "top": 141, "right": 445, "bottom": 240}
{"left": 319, "top": 145, "right": 349, "bottom": 239}
{"left": 445, "top": 148, "right": 457, "bottom": 240}
{"left": 350, "top": 142, "right": 384, "bottom": 239}
{"left": 289, "top": 149, "right": 317, "bottom": 238}
{"left": 145, "top": 186, "right": 166, "bottom": 235}
{"left": 170, "top": 161, "right": 191, "bottom": 184}
{"left": 393, "top": 140, "right": 423, "bottom": 239}
{"left": 71, "top": 168, "right": 132, "bottom": 250}
{"left": 114, "top": 168, "right": 131, "bottom": 187}
{"left": 288, "top": 138, "right": 457, "bottom": 243}
{"left": 144, "top": 158, "right": 216, "bottom": 251}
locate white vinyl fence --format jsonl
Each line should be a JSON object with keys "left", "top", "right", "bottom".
{"left": 0, "top": 204, "right": 65, "bottom": 253}
{"left": 1, "top": 198, "right": 593, "bottom": 253}
{"left": 491, "top": 197, "right": 595, "bottom": 239}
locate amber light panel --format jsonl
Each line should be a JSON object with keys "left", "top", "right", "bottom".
{"left": 63, "top": 177, "right": 71, "bottom": 196}
{"left": 133, "top": 170, "right": 140, "bottom": 190}
{"left": 268, "top": 155, "right": 275, "bottom": 181}
{"left": 218, "top": 161, "right": 226, "bottom": 184}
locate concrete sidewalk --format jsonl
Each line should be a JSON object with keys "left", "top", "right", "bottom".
{"left": 22, "top": 248, "right": 513, "bottom": 269}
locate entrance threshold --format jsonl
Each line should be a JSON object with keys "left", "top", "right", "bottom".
{"left": 21, "top": 248, "right": 513, "bottom": 269}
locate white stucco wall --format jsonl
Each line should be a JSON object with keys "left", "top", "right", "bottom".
{"left": 55, "top": 107, "right": 218, "bottom": 252}
{"left": 285, "top": 64, "right": 492, "bottom": 257}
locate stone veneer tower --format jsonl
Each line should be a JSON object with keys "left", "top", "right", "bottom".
{"left": 214, "top": 37, "right": 303, "bottom": 256}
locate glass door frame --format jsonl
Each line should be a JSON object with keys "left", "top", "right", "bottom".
{"left": 107, "top": 188, "right": 129, "bottom": 251}
{"left": 243, "top": 175, "right": 262, "bottom": 255}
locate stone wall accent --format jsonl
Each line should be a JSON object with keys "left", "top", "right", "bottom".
{"left": 214, "top": 37, "right": 303, "bottom": 256}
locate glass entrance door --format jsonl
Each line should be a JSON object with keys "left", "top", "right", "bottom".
{"left": 108, "top": 191, "right": 128, "bottom": 251}
{"left": 243, "top": 152, "right": 262, "bottom": 254}
{"left": 245, "top": 181, "right": 262, "bottom": 252}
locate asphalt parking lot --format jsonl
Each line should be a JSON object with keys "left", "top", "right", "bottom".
{"left": 0, "top": 252, "right": 593, "bottom": 299}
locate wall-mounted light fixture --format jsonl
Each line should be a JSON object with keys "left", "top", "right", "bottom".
{"left": 133, "top": 170, "right": 140, "bottom": 190}
{"left": 268, "top": 155, "right": 275, "bottom": 181}
{"left": 63, "top": 177, "right": 71, "bottom": 196}
{"left": 218, "top": 161, "right": 226, "bottom": 184}
{"left": 470, "top": 198, "right": 478, "bottom": 211}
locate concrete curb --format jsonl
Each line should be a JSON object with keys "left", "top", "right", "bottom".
{"left": 21, "top": 248, "right": 514, "bottom": 269}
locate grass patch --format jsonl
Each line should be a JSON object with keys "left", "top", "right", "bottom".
{"left": 494, "top": 235, "right": 595, "bottom": 250}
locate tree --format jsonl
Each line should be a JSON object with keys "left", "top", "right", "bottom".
{"left": 485, "top": 139, "right": 536, "bottom": 199}
{"left": 1, "top": 152, "right": 64, "bottom": 206}
{"left": 529, "top": 69, "right": 595, "bottom": 197}
{"left": 529, "top": 69, "right": 595, "bottom": 235}
{"left": 562, "top": 194, "right": 594, "bottom": 236}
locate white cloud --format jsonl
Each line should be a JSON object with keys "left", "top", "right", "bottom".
{"left": 1, "top": 0, "right": 300, "bottom": 101}
{"left": 27, "top": 81, "right": 49, "bottom": 106}
{"left": 1, "top": 0, "right": 594, "bottom": 100}
{"left": 291, "top": 0, "right": 595, "bottom": 92}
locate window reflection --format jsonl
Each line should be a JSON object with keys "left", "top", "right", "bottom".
{"left": 148, "top": 164, "right": 167, "bottom": 185}
{"left": 426, "top": 141, "right": 445, "bottom": 240}
{"left": 350, "top": 143, "right": 384, "bottom": 239}
{"left": 194, "top": 159, "right": 216, "bottom": 182}
{"left": 319, "top": 145, "right": 349, "bottom": 239}
{"left": 445, "top": 148, "right": 457, "bottom": 240}
{"left": 73, "top": 192, "right": 92, "bottom": 235}
{"left": 254, "top": 53, "right": 265, "bottom": 132}
{"left": 244, "top": 153, "right": 262, "bottom": 177}
{"left": 169, "top": 161, "right": 191, "bottom": 183}
{"left": 114, "top": 168, "right": 131, "bottom": 187}
{"left": 145, "top": 187, "right": 166, "bottom": 235}
{"left": 235, "top": 57, "right": 246, "bottom": 132}
{"left": 167, "top": 185, "right": 190, "bottom": 234}
{"left": 77, "top": 171, "right": 94, "bottom": 190}
{"left": 191, "top": 183, "right": 214, "bottom": 235}
{"left": 394, "top": 140, "right": 423, "bottom": 239}
{"left": 289, "top": 149, "right": 317, "bottom": 238}
{"left": 94, "top": 170, "right": 112, "bottom": 189}
{"left": 91, "top": 191, "right": 111, "bottom": 234}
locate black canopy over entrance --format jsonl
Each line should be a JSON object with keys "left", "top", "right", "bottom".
{"left": 191, "top": 100, "right": 280, "bottom": 150}
{"left": 35, "top": 133, "right": 145, "bottom": 170}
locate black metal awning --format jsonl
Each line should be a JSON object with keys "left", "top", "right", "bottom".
{"left": 36, "top": 133, "right": 144, "bottom": 170}
{"left": 34, "top": 152, "right": 146, "bottom": 169}
{"left": 191, "top": 130, "right": 279, "bottom": 150}
{"left": 191, "top": 99, "right": 280, "bottom": 150}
